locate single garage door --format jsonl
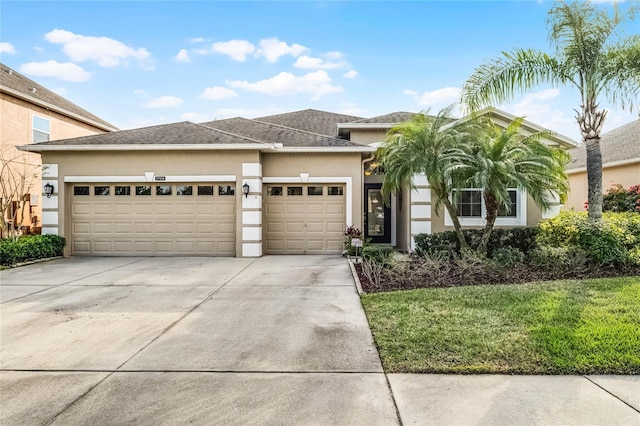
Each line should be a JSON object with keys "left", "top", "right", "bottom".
{"left": 71, "top": 183, "right": 236, "bottom": 256}
{"left": 265, "top": 184, "right": 345, "bottom": 254}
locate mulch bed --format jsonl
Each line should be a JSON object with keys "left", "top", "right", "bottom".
{"left": 354, "top": 261, "right": 640, "bottom": 293}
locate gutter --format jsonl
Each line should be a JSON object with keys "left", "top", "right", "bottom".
{"left": 18, "top": 144, "right": 377, "bottom": 154}
{"left": 566, "top": 157, "right": 640, "bottom": 174}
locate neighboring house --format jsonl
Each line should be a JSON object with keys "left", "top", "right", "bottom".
{"left": 0, "top": 63, "right": 117, "bottom": 235}
{"left": 18, "top": 107, "right": 575, "bottom": 257}
{"left": 565, "top": 119, "right": 640, "bottom": 211}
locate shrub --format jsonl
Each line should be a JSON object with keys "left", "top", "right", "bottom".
{"left": 362, "top": 245, "right": 395, "bottom": 265}
{"left": 414, "top": 227, "right": 539, "bottom": 258}
{"left": 538, "top": 211, "right": 640, "bottom": 266}
{"left": 0, "top": 235, "right": 66, "bottom": 266}
{"left": 491, "top": 246, "right": 525, "bottom": 269}
{"left": 343, "top": 225, "right": 364, "bottom": 256}
{"left": 603, "top": 183, "right": 640, "bottom": 213}
{"left": 529, "top": 246, "right": 589, "bottom": 275}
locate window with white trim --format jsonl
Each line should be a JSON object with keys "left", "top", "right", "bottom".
{"left": 33, "top": 115, "right": 50, "bottom": 143}
{"left": 446, "top": 188, "right": 526, "bottom": 227}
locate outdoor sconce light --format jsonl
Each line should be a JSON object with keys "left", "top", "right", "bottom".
{"left": 44, "top": 182, "right": 54, "bottom": 198}
{"left": 242, "top": 182, "right": 250, "bottom": 198}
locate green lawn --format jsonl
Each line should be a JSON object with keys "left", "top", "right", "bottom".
{"left": 361, "top": 276, "right": 640, "bottom": 374}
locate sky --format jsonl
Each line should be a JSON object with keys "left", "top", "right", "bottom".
{"left": 1, "top": 0, "right": 638, "bottom": 142}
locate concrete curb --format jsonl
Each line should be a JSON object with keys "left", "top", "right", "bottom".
{"left": 347, "top": 257, "right": 365, "bottom": 295}
{"left": 8, "top": 256, "right": 64, "bottom": 269}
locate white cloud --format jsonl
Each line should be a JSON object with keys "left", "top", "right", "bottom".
{"left": 211, "top": 106, "right": 283, "bottom": 119}
{"left": 256, "top": 38, "right": 308, "bottom": 63}
{"left": 199, "top": 86, "right": 238, "bottom": 100}
{"left": 325, "top": 51, "right": 343, "bottom": 60}
{"left": 192, "top": 48, "right": 209, "bottom": 55}
{"left": 181, "top": 112, "right": 208, "bottom": 122}
{"left": 143, "top": 96, "right": 184, "bottom": 108}
{"left": 0, "top": 42, "right": 16, "bottom": 54}
{"left": 418, "top": 87, "right": 461, "bottom": 106}
{"left": 176, "top": 49, "right": 190, "bottom": 63}
{"left": 212, "top": 39, "right": 255, "bottom": 61}
{"left": 227, "top": 70, "right": 342, "bottom": 99}
{"left": 188, "top": 37, "right": 205, "bottom": 43}
{"left": 51, "top": 87, "right": 67, "bottom": 96}
{"left": 403, "top": 89, "right": 418, "bottom": 96}
{"left": 293, "top": 55, "right": 346, "bottom": 70}
{"left": 133, "top": 89, "right": 146, "bottom": 95}
{"left": 20, "top": 60, "right": 92, "bottom": 82}
{"left": 343, "top": 70, "right": 358, "bottom": 79}
{"left": 44, "top": 29, "right": 153, "bottom": 69}
{"left": 337, "top": 102, "right": 366, "bottom": 116}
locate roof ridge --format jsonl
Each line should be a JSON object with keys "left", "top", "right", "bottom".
{"left": 191, "top": 120, "right": 269, "bottom": 145}
{"left": 250, "top": 118, "right": 349, "bottom": 140}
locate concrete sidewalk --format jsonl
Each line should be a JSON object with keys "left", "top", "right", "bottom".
{"left": 1, "top": 256, "right": 638, "bottom": 425}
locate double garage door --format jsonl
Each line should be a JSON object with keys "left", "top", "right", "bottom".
{"left": 70, "top": 182, "right": 346, "bottom": 256}
{"left": 71, "top": 183, "right": 236, "bottom": 256}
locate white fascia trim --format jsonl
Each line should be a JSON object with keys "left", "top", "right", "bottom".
{"left": 444, "top": 189, "right": 527, "bottom": 227}
{"left": 263, "top": 176, "right": 353, "bottom": 226}
{"left": 18, "top": 144, "right": 265, "bottom": 152}
{"left": 1, "top": 85, "right": 118, "bottom": 132}
{"left": 266, "top": 147, "right": 376, "bottom": 153}
{"left": 65, "top": 175, "right": 236, "bottom": 183}
{"left": 566, "top": 157, "right": 640, "bottom": 174}
{"left": 337, "top": 123, "right": 395, "bottom": 130}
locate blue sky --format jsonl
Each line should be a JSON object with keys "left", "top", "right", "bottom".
{"left": 1, "top": 1, "right": 637, "bottom": 141}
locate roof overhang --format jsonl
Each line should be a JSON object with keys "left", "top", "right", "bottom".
{"left": 566, "top": 157, "right": 640, "bottom": 174}
{"left": 18, "top": 144, "right": 376, "bottom": 154}
{"left": 1, "top": 85, "right": 119, "bottom": 132}
{"left": 337, "top": 123, "right": 395, "bottom": 130}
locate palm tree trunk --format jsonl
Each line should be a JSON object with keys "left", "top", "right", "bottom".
{"left": 585, "top": 137, "right": 603, "bottom": 220}
{"left": 479, "top": 192, "right": 498, "bottom": 254}
{"left": 578, "top": 104, "right": 606, "bottom": 221}
{"left": 442, "top": 197, "right": 469, "bottom": 250}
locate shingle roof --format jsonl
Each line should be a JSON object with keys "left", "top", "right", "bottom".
{"left": 31, "top": 121, "right": 265, "bottom": 146}
{"left": 352, "top": 112, "right": 417, "bottom": 124}
{"left": 256, "top": 109, "right": 363, "bottom": 136}
{"left": 201, "top": 117, "right": 363, "bottom": 147}
{"left": 0, "top": 63, "right": 118, "bottom": 131}
{"left": 567, "top": 119, "right": 640, "bottom": 169}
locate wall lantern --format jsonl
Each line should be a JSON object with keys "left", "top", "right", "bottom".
{"left": 242, "top": 182, "right": 250, "bottom": 198}
{"left": 44, "top": 182, "right": 54, "bottom": 198}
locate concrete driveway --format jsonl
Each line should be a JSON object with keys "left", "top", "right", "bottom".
{"left": 0, "top": 256, "right": 399, "bottom": 425}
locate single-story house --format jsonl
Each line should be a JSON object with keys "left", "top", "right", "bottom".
{"left": 565, "top": 119, "right": 640, "bottom": 210}
{"left": 19, "top": 107, "right": 575, "bottom": 257}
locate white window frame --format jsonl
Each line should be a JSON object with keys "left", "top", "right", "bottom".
{"left": 32, "top": 115, "right": 50, "bottom": 143}
{"left": 445, "top": 188, "right": 527, "bottom": 227}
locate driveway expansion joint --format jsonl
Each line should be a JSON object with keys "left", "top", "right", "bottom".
{"left": 583, "top": 375, "right": 640, "bottom": 414}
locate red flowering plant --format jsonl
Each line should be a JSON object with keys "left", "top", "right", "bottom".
{"left": 601, "top": 183, "right": 640, "bottom": 213}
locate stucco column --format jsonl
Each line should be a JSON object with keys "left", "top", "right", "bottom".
{"left": 241, "top": 163, "right": 263, "bottom": 257}
{"left": 41, "top": 163, "right": 59, "bottom": 235}
{"left": 410, "top": 173, "right": 432, "bottom": 251}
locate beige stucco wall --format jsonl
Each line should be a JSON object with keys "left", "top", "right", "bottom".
{"left": 565, "top": 162, "right": 640, "bottom": 211}
{"left": 1, "top": 93, "right": 109, "bottom": 231}
{"left": 348, "top": 129, "right": 389, "bottom": 145}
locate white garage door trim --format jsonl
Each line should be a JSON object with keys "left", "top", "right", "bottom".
{"left": 262, "top": 176, "right": 352, "bottom": 226}
{"left": 65, "top": 174, "right": 236, "bottom": 183}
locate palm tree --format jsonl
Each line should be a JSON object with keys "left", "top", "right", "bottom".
{"left": 376, "top": 105, "right": 478, "bottom": 249}
{"left": 454, "top": 118, "right": 570, "bottom": 253}
{"left": 462, "top": 1, "right": 640, "bottom": 220}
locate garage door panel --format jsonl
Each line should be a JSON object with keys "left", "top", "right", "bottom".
{"left": 265, "top": 184, "right": 345, "bottom": 255}
{"left": 71, "top": 183, "right": 235, "bottom": 256}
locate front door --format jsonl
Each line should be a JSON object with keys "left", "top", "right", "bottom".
{"left": 364, "top": 183, "right": 391, "bottom": 244}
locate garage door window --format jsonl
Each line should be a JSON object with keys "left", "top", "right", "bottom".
{"left": 219, "top": 185, "right": 235, "bottom": 196}
{"left": 136, "top": 186, "right": 151, "bottom": 196}
{"left": 308, "top": 186, "right": 323, "bottom": 196}
{"left": 95, "top": 186, "right": 110, "bottom": 196}
{"left": 268, "top": 186, "right": 283, "bottom": 196}
{"left": 198, "top": 185, "right": 214, "bottom": 196}
{"left": 115, "top": 186, "right": 131, "bottom": 196}
{"left": 328, "top": 186, "right": 343, "bottom": 196}
{"left": 74, "top": 186, "right": 89, "bottom": 196}
{"left": 156, "top": 185, "right": 172, "bottom": 196}
{"left": 177, "top": 185, "right": 193, "bottom": 196}
{"left": 287, "top": 186, "right": 303, "bottom": 196}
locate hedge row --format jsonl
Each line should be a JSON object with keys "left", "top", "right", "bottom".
{"left": 0, "top": 235, "right": 66, "bottom": 266}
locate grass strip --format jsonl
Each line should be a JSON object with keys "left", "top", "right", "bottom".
{"left": 361, "top": 276, "right": 640, "bottom": 374}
